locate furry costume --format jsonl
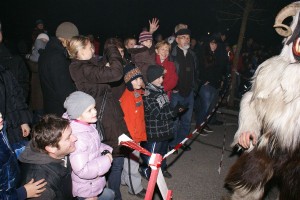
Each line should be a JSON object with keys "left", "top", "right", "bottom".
{"left": 225, "top": 2, "right": 300, "bottom": 200}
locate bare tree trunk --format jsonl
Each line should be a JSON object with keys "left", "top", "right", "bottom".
{"left": 228, "top": 0, "right": 254, "bottom": 107}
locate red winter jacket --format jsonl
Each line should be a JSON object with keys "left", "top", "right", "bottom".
{"left": 155, "top": 54, "right": 178, "bottom": 99}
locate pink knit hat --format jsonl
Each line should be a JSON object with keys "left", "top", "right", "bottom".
{"left": 139, "top": 31, "right": 152, "bottom": 43}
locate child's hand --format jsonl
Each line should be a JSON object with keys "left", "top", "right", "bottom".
{"left": 149, "top": 18, "right": 159, "bottom": 34}
{"left": 24, "top": 178, "right": 47, "bottom": 198}
{"left": 21, "top": 123, "right": 31, "bottom": 137}
{"left": 106, "top": 153, "right": 113, "bottom": 163}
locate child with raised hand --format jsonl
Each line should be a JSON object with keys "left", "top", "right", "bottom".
{"left": 140, "top": 65, "right": 187, "bottom": 179}
{"left": 155, "top": 41, "right": 178, "bottom": 99}
{"left": 120, "top": 64, "right": 147, "bottom": 198}
{"left": 127, "top": 18, "right": 159, "bottom": 83}
{"left": 63, "top": 91, "right": 114, "bottom": 200}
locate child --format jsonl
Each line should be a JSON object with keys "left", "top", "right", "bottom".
{"left": 63, "top": 91, "right": 114, "bottom": 200}
{"left": 0, "top": 112, "right": 47, "bottom": 199}
{"left": 155, "top": 41, "right": 178, "bottom": 99}
{"left": 140, "top": 65, "right": 186, "bottom": 179}
{"left": 120, "top": 64, "right": 147, "bottom": 198}
{"left": 127, "top": 31, "right": 156, "bottom": 83}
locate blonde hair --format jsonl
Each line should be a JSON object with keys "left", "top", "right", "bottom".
{"left": 67, "top": 35, "right": 91, "bottom": 59}
{"left": 155, "top": 41, "right": 171, "bottom": 50}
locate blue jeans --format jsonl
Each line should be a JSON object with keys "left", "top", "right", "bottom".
{"left": 194, "top": 84, "right": 218, "bottom": 126}
{"left": 169, "top": 91, "right": 194, "bottom": 148}
{"left": 107, "top": 157, "right": 124, "bottom": 200}
{"left": 140, "top": 140, "right": 169, "bottom": 179}
{"left": 77, "top": 188, "right": 115, "bottom": 200}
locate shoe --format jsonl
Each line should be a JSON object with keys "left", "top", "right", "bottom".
{"left": 199, "top": 130, "right": 209, "bottom": 136}
{"left": 129, "top": 188, "right": 146, "bottom": 199}
{"left": 181, "top": 144, "right": 191, "bottom": 151}
{"left": 203, "top": 125, "right": 213, "bottom": 133}
{"left": 162, "top": 170, "right": 172, "bottom": 178}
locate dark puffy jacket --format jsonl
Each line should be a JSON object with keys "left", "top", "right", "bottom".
{"left": 38, "top": 37, "right": 76, "bottom": 116}
{"left": 69, "top": 46, "right": 129, "bottom": 157}
{"left": 0, "top": 64, "right": 32, "bottom": 144}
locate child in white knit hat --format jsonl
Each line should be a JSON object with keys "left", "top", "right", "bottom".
{"left": 63, "top": 91, "right": 115, "bottom": 200}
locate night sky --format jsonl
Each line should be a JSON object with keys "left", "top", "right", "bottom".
{"left": 0, "top": 0, "right": 295, "bottom": 46}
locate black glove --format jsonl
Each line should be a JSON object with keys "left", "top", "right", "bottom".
{"left": 174, "top": 103, "right": 189, "bottom": 115}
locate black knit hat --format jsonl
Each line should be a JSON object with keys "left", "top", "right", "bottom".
{"left": 147, "top": 65, "right": 164, "bottom": 83}
{"left": 175, "top": 28, "right": 191, "bottom": 37}
{"left": 123, "top": 64, "right": 143, "bottom": 91}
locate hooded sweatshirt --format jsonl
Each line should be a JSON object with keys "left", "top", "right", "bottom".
{"left": 19, "top": 142, "right": 73, "bottom": 200}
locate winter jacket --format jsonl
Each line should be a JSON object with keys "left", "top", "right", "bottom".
{"left": 69, "top": 46, "right": 129, "bottom": 157}
{"left": 127, "top": 45, "right": 156, "bottom": 83}
{"left": 38, "top": 37, "right": 76, "bottom": 116}
{"left": 155, "top": 54, "right": 178, "bottom": 99}
{"left": 120, "top": 89, "right": 147, "bottom": 143}
{"left": 0, "top": 64, "right": 32, "bottom": 144}
{"left": 0, "top": 44, "right": 30, "bottom": 102}
{"left": 27, "top": 61, "right": 43, "bottom": 110}
{"left": 170, "top": 46, "right": 199, "bottom": 92}
{"left": 0, "top": 123, "right": 27, "bottom": 200}
{"left": 67, "top": 118, "right": 112, "bottom": 198}
{"left": 19, "top": 142, "right": 73, "bottom": 200}
{"left": 143, "top": 83, "right": 177, "bottom": 142}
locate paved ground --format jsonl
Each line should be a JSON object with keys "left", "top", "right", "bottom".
{"left": 120, "top": 111, "right": 279, "bottom": 200}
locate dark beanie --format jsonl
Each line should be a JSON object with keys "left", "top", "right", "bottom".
{"left": 123, "top": 64, "right": 143, "bottom": 91}
{"left": 64, "top": 91, "right": 95, "bottom": 119}
{"left": 147, "top": 65, "right": 164, "bottom": 83}
{"left": 175, "top": 28, "right": 191, "bottom": 37}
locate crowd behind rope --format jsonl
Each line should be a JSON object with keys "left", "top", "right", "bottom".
{"left": 0, "top": 18, "right": 278, "bottom": 200}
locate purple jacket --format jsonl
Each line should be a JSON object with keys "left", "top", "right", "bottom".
{"left": 66, "top": 115, "right": 113, "bottom": 198}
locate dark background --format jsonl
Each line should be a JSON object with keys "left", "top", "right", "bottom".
{"left": 0, "top": 0, "right": 295, "bottom": 48}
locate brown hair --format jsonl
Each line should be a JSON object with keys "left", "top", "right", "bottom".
{"left": 104, "top": 37, "right": 124, "bottom": 49}
{"left": 31, "top": 114, "right": 70, "bottom": 152}
{"left": 67, "top": 35, "right": 91, "bottom": 59}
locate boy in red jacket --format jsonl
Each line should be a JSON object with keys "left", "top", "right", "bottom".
{"left": 120, "top": 64, "right": 147, "bottom": 198}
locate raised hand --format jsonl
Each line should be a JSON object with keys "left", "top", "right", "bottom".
{"left": 149, "top": 18, "right": 160, "bottom": 34}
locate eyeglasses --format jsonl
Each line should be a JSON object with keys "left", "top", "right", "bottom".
{"left": 177, "top": 35, "right": 190, "bottom": 40}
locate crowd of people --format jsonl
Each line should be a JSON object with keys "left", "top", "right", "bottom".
{"left": 0, "top": 17, "right": 278, "bottom": 200}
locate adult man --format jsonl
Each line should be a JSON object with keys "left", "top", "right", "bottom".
{"left": 169, "top": 29, "right": 198, "bottom": 151}
{"left": 39, "top": 22, "right": 78, "bottom": 116}
{"left": 19, "top": 115, "right": 77, "bottom": 200}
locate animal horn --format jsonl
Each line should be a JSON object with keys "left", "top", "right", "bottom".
{"left": 273, "top": 2, "right": 300, "bottom": 37}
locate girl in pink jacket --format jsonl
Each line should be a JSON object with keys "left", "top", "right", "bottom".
{"left": 63, "top": 91, "right": 114, "bottom": 200}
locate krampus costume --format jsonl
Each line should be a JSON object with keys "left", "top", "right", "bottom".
{"left": 225, "top": 2, "right": 300, "bottom": 200}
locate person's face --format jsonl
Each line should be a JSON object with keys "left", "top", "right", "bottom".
{"left": 118, "top": 48, "right": 124, "bottom": 58}
{"left": 210, "top": 42, "right": 217, "bottom": 52}
{"left": 78, "top": 41, "right": 94, "bottom": 60}
{"left": 37, "top": 24, "right": 44, "bottom": 30}
{"left": 131, "top": 77, "right": 144, "bottom": 90}
{"left": 141, "top": 40, "right": 153, "bottom": 48}
{"left": 0, "top": 113, "right": 3, "bottom": 131}
{"left": 77, "top": 104, "right": 97, "bottom": 123}
{"left": 51, "top": 126, "right": 77, "bottom": 159}
{"left": 151, "top": 76, "right": 164, "bottom": 87}
{"left": 176, "top": 34, "right": 190, "bottom": 49}
{"left": 125, "top": 39, "right": 136, "bottom": 49}
{"left": 156, "top": 45, "right": 170, "bottom": 61}
{"left": 191, "top": 39, "right": 197, "bottom": 48}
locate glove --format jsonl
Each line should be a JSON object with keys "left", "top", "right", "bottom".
{"left": 174, "top": 103, "right": 189, "bottom": 115}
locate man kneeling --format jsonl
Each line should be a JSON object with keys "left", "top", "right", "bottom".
{"left": 19, "top": 114, "right": 77, "bottom": 200}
